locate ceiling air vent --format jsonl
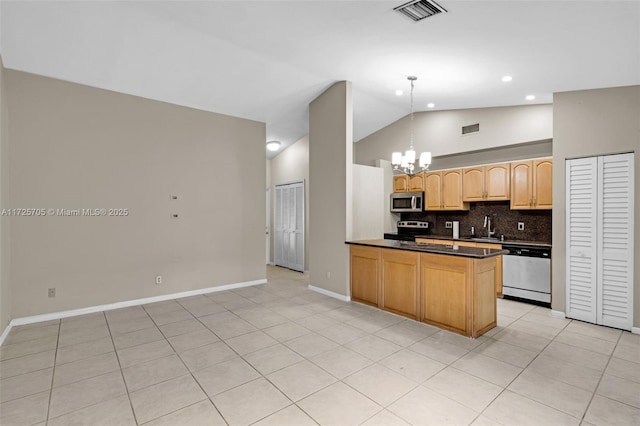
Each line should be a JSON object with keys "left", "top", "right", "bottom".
{"left": 462, "top": 123, "right": 480, "bottom": 135}
{"left": 394, "top": 0, "right": 447, "bottom": 22}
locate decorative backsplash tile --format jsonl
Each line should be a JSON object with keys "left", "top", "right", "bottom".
{"left": 402, "top": 201, "right": 551, "bottom": 243}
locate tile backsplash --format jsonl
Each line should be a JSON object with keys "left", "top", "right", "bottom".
{"left": 402, "top": 201, "right": 552, "bottom": 243}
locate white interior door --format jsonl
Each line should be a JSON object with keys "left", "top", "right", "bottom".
{"left": 566, "top": 157, "right": 598, "bottom": 323}
{"left": 274, "top": 181, "right": 305, "bottom": 272}
{"left": 566, "top": 153, "right": 634, "bottom": 331}
{"left": 266, "top": 188, "right": 270, "bottom": 265}
{"left": 597, "top": 153, "right": 634, "bottom": 329}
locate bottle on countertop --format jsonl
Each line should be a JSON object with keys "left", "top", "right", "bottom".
{"left": 470, "top": 226, "right": 475, "bottom": 237}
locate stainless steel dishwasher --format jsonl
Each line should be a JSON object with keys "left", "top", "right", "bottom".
{"left": 502, "top": 244, "right": 551, "bottom": 307}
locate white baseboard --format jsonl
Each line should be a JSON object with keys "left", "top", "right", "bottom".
{"left": 5, "top": 278, "right": 267, "bottom": 330}
{"left": 550, "top": 310, "right": 566, "bottom": 319}
{"left": 0, "top": 323, "right": 13, "bottom": 347}
{"left": 632, "top": 327, "right": 640, "bottom": 335}
{"left": 308, "top": 285, "right": 351, "bottom": 302}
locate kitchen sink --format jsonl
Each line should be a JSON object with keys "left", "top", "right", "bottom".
{"left": 470, "top": 237, "right": 501, "bottom": 243}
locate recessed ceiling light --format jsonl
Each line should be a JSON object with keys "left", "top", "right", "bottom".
{"left": 266, "top": 141, "right": 281, "bottom": 152}
{"left": 501, "top": 75, "right": 513, "bottom": 82}
{"left": 525, "top": 95, "right": 536, "bottom": 101}
{"left": 395, "top": 90, "right": 404, "bottom": 96}
{"left": 427, "top": 103, "right": 435, "bottom": 108}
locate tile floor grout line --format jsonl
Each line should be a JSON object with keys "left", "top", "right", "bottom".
{"left": 470, "top": 310, "right": 577, "bottom": 424}
{"left": 577, "top": 329, "right": 625, "bottom": 425}
{"left": 43, "top": 318, "right": 61, "bottom": 426}
{"left": 103, "top": 309, "right": 141, "bottom": 426}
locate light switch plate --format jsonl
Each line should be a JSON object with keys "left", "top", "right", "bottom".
{"left": 518, "top": 222, "right": 525, "bottom": 231}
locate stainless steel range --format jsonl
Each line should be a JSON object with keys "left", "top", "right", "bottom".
{"left": 384, "top": 221, "right": 430, "bottom": 241}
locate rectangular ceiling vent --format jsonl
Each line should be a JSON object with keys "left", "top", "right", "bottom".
{"left": 394, "top": 0, "right": 447, "bottom": 22}
{"left": 462, "top": 123, "right": 480, "bottom": 135}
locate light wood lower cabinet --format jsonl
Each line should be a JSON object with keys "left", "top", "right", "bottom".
{"left": 381, "top": 249, "right": 420, "bottom": 319}
{"left": 350, "top": 245, "right": 381, "bottom": 306}
{"left": 475, "top": 242, "right": 503, "bottom": 298}
{"left": 349, "top": 244, "right": 498, "bottom": 337}
{"left": 416, "top": 239, "right": 503, "bottom": 298}
{"left": 420, "top": 253, "right": 497, "bottom": 337}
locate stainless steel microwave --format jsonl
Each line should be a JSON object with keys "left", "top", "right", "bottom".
{"left": 390, "top": 192, "right": 424, "bottom": 213}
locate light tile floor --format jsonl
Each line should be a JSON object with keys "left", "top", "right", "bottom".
{"left": 1, "top": 265, "right": 639, "bottom": 425}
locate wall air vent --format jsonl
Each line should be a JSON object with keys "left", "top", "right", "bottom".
{"left": 394, "top": 0, "right": 447, "bottom": 22}
{"left": 462, "top": 123, "right": 480, "bottom": 135}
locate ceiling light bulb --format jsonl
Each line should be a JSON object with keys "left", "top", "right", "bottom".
{"left": 525, "top": 95, "right": 536, "bottom": 101}
{"left": 395, "top": 90, "right": 404, "bottom": 96}
{"left": 266, "top": 141, "right": 281, "bottom": 151}
{"left": 502, "top": 76, "right": 513, "bottom": 82}
{"left": 427, "top": 103, "right": 435, "bottom": 108}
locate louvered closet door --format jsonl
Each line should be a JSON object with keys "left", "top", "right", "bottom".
{"left": 566, "top": 157, "right": 598, "bottom": 323}
{"left": 274, "top": 181, "right": 305, "bottom": 272}
{"left": 597, "top": 153, "right": 634, "bottom": 329}
{"left": 274, "top": 186, "right": 285, "bottom": 267}
{"left": 291, "top": 183, "right": 305, "bottom": 272}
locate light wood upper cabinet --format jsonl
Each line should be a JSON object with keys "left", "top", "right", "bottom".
{"left": 510, "top": 158, "right": 552, "bottom": 210}
{"left": 408, "top": 172, "right": 425, "bottom": 192}
{"left": 424, "top": 171, "right": 443, "bottom": 210}
{"left": 462, "top": 163, "right": 510, "bottom": 201}
{"left": 393, "top": 175, "right": 409, "bottom": 193}
{"left": 533, "top": 159, "right": 553, "bottom": 209}
{"left": 443, "top": 169, "right": 468, "bottom": 210}
{"left": 423, "top": 169, "right": 469, "bottom": 211}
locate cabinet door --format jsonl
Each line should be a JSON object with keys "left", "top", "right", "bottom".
{"left": 350, "top": 246, "right": 380, "bottom": 306}
{"left": 475, "top": 243, "right": 502, "bottom": 297}
{"left": 424, "top": 172, "right": 443, "bottom": 210}
{"left": 462, "top": 167, "right": 485, "bottom": 201}
{"left": 421, "top": 253, "right": 469, "bottom": 335}
{"left": 382, "top": 249, "right": 419, "bottom": 319}
{"left": 408, "top": 172, "right": 425, "bottom": 192}
{"left": 533, "top": 158, "right": 552, "bottom": 209}
{"left": 485, "top": 163, "right": 511, "bottom": 201}
{"left": 510, "top": 161, "right": 533, "bottom": 209}
{"left": 442, "top": 169, "right": 468, "bottom": 210}
{"left": 393, "top": 175, "right": 409, "bottom": 193}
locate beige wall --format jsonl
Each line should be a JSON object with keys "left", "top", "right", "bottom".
{"left": 269, "top": 135, "right": 309, "bottom": 270}
{"left": 356, "top": 104, "right": 553, "bottom": 166}
{"left": 553, "top": 85, "right": 640, "bottom": 327}
{"left": 309, "top": 81, "right": 353, "bottom": 296}
{"left": 0, "top": 57, "right": 10, "bottom": 332}
{"left": 6, "top": 70, "right": 266, "bottom": 318}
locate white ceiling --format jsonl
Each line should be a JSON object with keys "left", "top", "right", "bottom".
{"left": 2, "top": 1, "right": 639, "bottom": 158}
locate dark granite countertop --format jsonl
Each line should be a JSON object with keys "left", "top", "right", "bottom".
{"left": 346, "top": 239, "right": 508, "bottom": 258}
{"left": 415, "top": 234, "right": 552, "bottom": 248}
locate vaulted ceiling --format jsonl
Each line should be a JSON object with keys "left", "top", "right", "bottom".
{"left": 2, "top": 1, "right": 638, "bottom": 158}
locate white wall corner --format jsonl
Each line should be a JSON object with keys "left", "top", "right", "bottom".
{"left": 550, "top": 310, "right": 566, "bottom": 319}
{"left": 0, "top": 323, "right": 12, "bottom": 347}
{"left": 632, "top": 326, "right": 640, "bottom": 335}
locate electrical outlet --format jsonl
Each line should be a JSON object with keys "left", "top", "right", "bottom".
{"left": 155, "top": 275, "right": 162, "bottom": 285}
{"left": 445, "top": 221, "right": 453, "bottom": 229}
{"left": 518, "top": 222, "right": 525, "bottom": 231}
{"left": 326, "top": 271, "right": 331, "bottom": 279}
{"left": 48, "top": 288, "right": 56, "bottom": 298}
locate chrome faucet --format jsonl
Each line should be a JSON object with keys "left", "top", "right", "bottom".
{"left": 484, "top": 215, "right": 495, "bottom": 238}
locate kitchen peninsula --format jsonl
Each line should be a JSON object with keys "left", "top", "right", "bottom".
{"left": 347, "top": 239, "right": 506, "bottom": 338}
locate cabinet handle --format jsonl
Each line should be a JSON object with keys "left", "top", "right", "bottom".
{"left": 533, "top": 198, "right": 537, "bottom": 206}
{"left": 529, "top": 199, "right": 533, "bottom": 207}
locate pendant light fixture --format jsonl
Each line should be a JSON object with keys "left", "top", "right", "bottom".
{"left": 391, "top": 76, "right": 431, "bottom": 176}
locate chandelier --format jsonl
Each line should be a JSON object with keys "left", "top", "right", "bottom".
{"left": 391, "top": 76, "right": 431, "bottom": 176}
